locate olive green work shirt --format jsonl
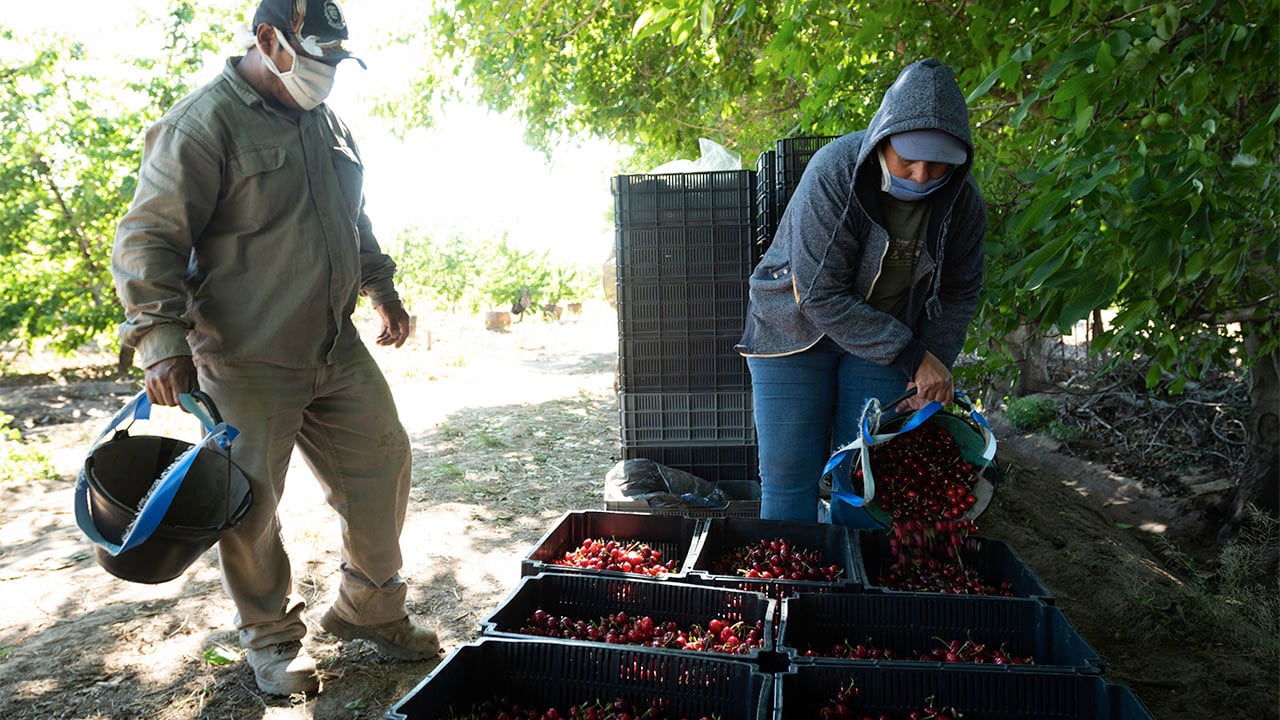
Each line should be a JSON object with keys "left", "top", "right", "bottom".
{"left": 111, "top": 57, "right": 400, "bottom": 369}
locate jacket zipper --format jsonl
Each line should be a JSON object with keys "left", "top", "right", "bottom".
{"left": 864, "top": 233, "right": 891, "bottom": 302}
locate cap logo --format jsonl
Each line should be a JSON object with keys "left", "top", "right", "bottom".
{"left": 322, "top": 1, "right": 345, "bottom": 30}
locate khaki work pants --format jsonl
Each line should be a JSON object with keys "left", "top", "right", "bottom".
{"left": 197, "top": 342, "right": 413, "bottom": 650}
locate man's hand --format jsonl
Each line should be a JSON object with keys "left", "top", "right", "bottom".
{"left": 144, "top": 355, "right": 198, "bottom": 406}
{"left": 376, "top": 300, "right": 411, "bottom": 348}
{"left": 904, "top": 351, "right": 954, "bottom": 410}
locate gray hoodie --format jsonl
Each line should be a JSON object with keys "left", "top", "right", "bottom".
{"left": 736, "top": 58, "right": 986, "bottom": 378}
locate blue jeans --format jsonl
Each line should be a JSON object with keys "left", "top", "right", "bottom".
{"left": 747, "top": 338, "right": 907, "bottom": 524}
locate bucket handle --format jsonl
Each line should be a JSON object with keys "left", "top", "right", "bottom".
{"left": 73, "top": 390, "right": 241, "bottom": 557}
{"left": 824, "top": 390, "right": 994, "bottom": 512}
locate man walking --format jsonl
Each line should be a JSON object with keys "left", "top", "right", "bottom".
{"left": 111, "top": 0, "right": 440, "bottom": 696}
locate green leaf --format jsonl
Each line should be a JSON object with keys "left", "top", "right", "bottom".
{"left": 1106, "top": 30, "right": 1132, "bottom": 58}
{"left": 203, "top": 645, "right": 240, "bottom": 665}
{"left": 699, "top": 0, "right": 714, "bottom": 38}
{"left": 1145, "top": 363, "right": 1163, "bottom": 389}
{"left": 1011, "top": 90, "right": 1041, "bottom": 128}
{"left": 1059, "top": 274, "right": 1118, "bottom": 325}
{"left": 632, "top": 8, "right": 658, "bottom": 36}
{"left": 968, "top": 47, "right": 1031, "bottom": 103}
{"left": 1042, "top": 42, "right": 1099, "bottom": 86}
{"left": 1074, "top": 96, "right": 1096, "bottom": 136}
{"left": 1184, "top": 250, "right": 1210, "bottom": 279}
{"left": 1210, "top": 248, "right": 1244, "bottom": 276}
{"left": 1018, "top": 235, "right": 1072, "bottom": 291}
{"left": 1015, "top": 191, "right": 1069, "bottom": 235}
{"left": 1049, "top": 0, "right": 1071, "bottom": 16}
{"left": 1071, "top": 158, "right": 1122, "bottom": 201}
{"left": 1094, "top": 39, "right": 1116, "bottom": 74}
{"left": 1053, "top": 72, "right": 1095, "bottom": 107}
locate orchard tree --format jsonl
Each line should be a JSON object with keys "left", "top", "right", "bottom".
{"left": 0, "top": 2, "right": 236, "bottom": 368}
{"left": 394, "top": 0, "right": 1278, "bottom": 528}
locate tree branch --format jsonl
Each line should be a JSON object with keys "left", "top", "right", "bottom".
{"left": 557, "top": 0, "right": 608, "bottom": 42}
{"left": 29, "top": 151, "right": 105, "bottom": 307}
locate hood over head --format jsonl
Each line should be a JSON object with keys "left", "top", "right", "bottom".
{"left": 858, "top": 58, "right": 973, "bottom": 171}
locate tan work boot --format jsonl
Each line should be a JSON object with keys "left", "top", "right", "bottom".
{"left": 320, "top": 608, "right": 443, "bottom": 660}
{"left": 245, "top": 640, "right": 320, "bottom": 696}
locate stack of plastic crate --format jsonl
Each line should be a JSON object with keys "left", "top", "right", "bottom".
{"left": 611, "top": 170, "right": 759, "bottom": 484}
{"left": 755, "top": 135, "right": 841, "bottom": 260}
{"left": 753, "top": 149, "right": 776, "bottom": 265}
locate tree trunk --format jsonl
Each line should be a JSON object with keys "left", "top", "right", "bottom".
{"left": 1219, "top": 322, "right": 1280, "bottom": 542}
{"left": 1006, "top": 322, "right": 1055, "bottom": 396}
{"left": 117, "top": 345, "right": 135, "bottom": 375}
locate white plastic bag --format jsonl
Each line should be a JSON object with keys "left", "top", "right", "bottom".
{"left": 648, "top": 138, "right": 741, "bottom": 173}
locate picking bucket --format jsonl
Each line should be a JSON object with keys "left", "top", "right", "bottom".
{"left": 823, "top": 390, "right": 998, "bottom": 529}
{"left": 74, "top": 391, "right": 252, "bottom": 584}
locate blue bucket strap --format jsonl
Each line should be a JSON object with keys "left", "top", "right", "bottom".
{"left": 898, "top": 400, "right": 944, "bottom": 433}
{"left": 953, "top": 391, "right": 998, "bottom": 464}
{"left": 830, "top": 490, "right": 866, "bottom": 508}
{"left": 74, "top": 391, "right": 240, "bottom": 556}
{"left": 86, "top": 390, "right": 152, "bottom": 450}
{"left": 178, "top": 393, "right": 217, "bottom": 433}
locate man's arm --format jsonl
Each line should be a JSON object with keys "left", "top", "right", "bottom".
{"left": 112, "top": 121, "right": 219, "bottom": 402}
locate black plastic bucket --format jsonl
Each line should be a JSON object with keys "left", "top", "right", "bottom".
{"left": 81, "top": 430, "right": 253, "bottom": 584}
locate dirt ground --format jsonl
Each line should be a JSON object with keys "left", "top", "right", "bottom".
{"left": 0, "top": 301, "right": 1274, "bottom": 719}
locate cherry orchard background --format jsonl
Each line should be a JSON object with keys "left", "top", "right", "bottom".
{"left": 3, "top": 0, "right": 633, "bottom": 267}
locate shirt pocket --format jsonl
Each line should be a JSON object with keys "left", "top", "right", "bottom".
{"left": 225, "top": 145, "right": 292, "bottom": 227}
{"left": 330, "top": 143, "right": 364, "bottom": 222}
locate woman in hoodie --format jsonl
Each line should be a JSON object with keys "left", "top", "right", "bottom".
{"left": 737, "top": 58, "right": 986, "bottom": 524}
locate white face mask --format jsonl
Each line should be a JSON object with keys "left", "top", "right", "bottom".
{"left": 259, "top": 26, "right": 337, "bottom": 110}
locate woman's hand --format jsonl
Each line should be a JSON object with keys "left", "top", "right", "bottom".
{"left": 905, "top": 351, "right": 953, "bottom": 410}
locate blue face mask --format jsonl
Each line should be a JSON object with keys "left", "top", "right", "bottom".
{"left": 878, "top": 148, "right": 954, "bottom": 201}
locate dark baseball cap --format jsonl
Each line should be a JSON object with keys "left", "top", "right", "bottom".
{"left": 253, "top": 0, "right": 365, "bottom": 67}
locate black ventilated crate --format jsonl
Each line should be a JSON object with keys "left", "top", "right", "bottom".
{"left": 616, "top": 280, "right": 748, "bottom": 338}
{"left": 854, "top": 530, "right": 1055, "bottom": 603}
{"left": 522, "top": 511, "right": 702, "bottom": 580}
{"left": 481, "top": 572, "right": 777, "bottom": 661}
{"left": 618, "top": 335, "right": 750, "bottom": 392}
{"left": 686, "top": 518, "right": 859, "bottom": 597}
{"left": 386, "top": 638, "right": 772, "bottom": 720}
{"left": 613, "top": 171, "right": 755, "bottom": 228}
{"left": 774, "top": 664, "right": 1154, "bottom": 720}
{"left": 754, "top": 150, "right": 777, "bottom": 262}
{"left": 616, "top": 224, "right": 756, "bottom": 283}
{"left": 777, "top": 593, "right": 1104, "bottom": 672}
{"left": 621, "top": 443, "right": 759, "bottom": 484}
{"left": 775, "top": 136, "right": 840, "bottom": 220}
{"left": 620, "top": 391, "right": 754, "bottom": 444}
{"left": 605, "top": 479, "right": 762, "bottom": 519}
